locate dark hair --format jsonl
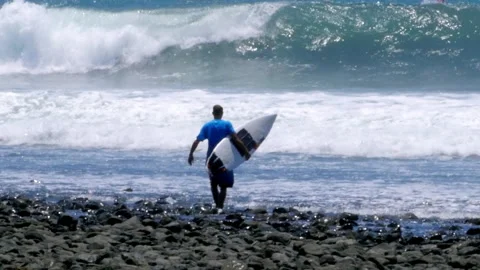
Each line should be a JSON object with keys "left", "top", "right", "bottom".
{"left": 212, "top": 105, "right": 223, "bottom": 115}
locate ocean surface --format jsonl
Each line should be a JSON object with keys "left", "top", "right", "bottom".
{"left": 1, "top": 0, "right": 480, "bottom": 226}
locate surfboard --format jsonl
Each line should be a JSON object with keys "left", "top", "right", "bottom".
{"left": 206, "top": 114, "right": 277, "bottom": 174}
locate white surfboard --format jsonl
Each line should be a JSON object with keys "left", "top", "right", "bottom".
{"left": 206, "top": 114, "right": 277, "bottom": 173}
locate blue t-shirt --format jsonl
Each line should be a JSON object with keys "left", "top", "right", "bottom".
{"left": 197, "top": 119, "right": 235, "bottom": 158}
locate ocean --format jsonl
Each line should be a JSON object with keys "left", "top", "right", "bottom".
{"left": 1, "top": 0, "right": 480, "bottom": 226}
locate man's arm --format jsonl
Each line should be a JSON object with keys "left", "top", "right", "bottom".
{"left": 231, "top": 133, "right": 251, "bottom": 160}
{"left": 188, "top": 140, "right": 200, "bottom": 165}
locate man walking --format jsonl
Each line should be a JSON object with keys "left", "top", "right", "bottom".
{"left": 188, "top": 105, "right": 250, "bottom": 209}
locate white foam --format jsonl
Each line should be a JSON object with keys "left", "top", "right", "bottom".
{"left": 0, "top": 0, "right": 283, "bottom": 74}
{"left": 0, "top": 89, "right": 480, "bottom": 158}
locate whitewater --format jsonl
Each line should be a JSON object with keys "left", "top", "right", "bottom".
{"left": 1, "top": 0, "right": 480, "bottom": 221}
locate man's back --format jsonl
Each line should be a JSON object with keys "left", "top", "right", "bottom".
{"left": 197, "top": 119, "right": 235, "bottom": 157}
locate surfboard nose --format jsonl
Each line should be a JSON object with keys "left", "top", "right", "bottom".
{"left": 261, "top": 114, "right": 277, "bottom": 122}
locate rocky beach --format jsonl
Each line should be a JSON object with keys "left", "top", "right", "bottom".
{"left": 2, "top": 0, "right": 480, "bottom": 269}
{"left": 0, "top": 195, "right": 479, "bottom": 270}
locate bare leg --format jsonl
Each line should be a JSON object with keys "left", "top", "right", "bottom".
{"left": 210, "top": 180, "right": 220, "bottom": 208}
{"left": 217, "top": 187, "right": 227, "bottom": 209}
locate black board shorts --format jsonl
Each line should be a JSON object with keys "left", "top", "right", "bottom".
{"left": 210, "top": 170, "right": 234, "bottom": 188}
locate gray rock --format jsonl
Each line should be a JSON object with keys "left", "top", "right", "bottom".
{"left": 300, "top": 243, "right": 326, "bottom": 256}
{"left": 195, "top": 245, "right": 221, "bottom": 260}
{"left": 466, "top": 254, "right": 480, "bottom": 268}
{"left": 0, "top": 254, "right": 12, "bottom": 264}
{"left": 85, "top": 234, "right": 115, "bottom": 249}
{"left": 220, "top": 259, "right": 248, "bottom": 270}
{"left": 403, "top": 250, "right": 426, "bottom": 264}
{"left": 87, "top": 241, "right": 106, "bottom": 250}
{"left": 26, "top": 246, "right": 42, "bottom": 257}
{"left": 247, "top": 255, "right": 264, "bottom": 269}
{"left": 422, "top": 254, "right": 446, "bottom": 265}
{"left": 333, "top": 238, "right": 357, "bottom": 252}
{"left": 271, "top": 252, "right": 289, "bottom": 265}
{"left": 76, "top": 252, "right": 98, "bottom": 264}
{"left": 296, "top": 255, "right": 321, "bottom": 268}
{"left": 335, "top": 256, "right": 358, "bottom": 270}
{"left": 262, "top": 258, "right": 277, "bottom": 269}
{"left": 458, "top": 246, "right": 479, "bottom": 256}
{"left": 164, "top": 221, "right": 183, "bottom": 233}
{"left": 113, "top": 216, "right": 144, "bottom": 230}
{"left": 420, "top": 244, "right": 441, "bottom": 255}
{"left": 199, "top": 260, "right": 221, "bottom": 270}
{"left": 447, "top": 254, "right": 466, "bottom": 268}
{"left": 318, "top": 254, "right": 336, "bottom": 265}
{"left": 121, "top": 253, "right": 140, "bottom": 266}
{"left": 266, "top": 232, "right": 292, "bottom": 245}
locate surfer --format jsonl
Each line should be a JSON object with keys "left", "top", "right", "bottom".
{"left": 188, "top": 105, "right": 251, "bottom": 210}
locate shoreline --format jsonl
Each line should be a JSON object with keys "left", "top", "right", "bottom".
{"left": 1, "top": 195, "right": 480, "bottom": 269}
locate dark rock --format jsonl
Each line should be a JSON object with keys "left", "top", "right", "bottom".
{"left": 338, "top": 214, "right": 358, "bottom": 229}
{"left": 404, "top": 236, "right": 425, "bottom": 245}
{"left": 437, "top": 242, "right": 454, "bottom": 249}
{"left": 164, "top": 221, "right": 183, "bottom": 233}
{"left": 24, "top": 231, "right": 46, "bottom": 243}
{"left": 429, "top": 233, "right": 443, "bottom": 241}
{"left": 57, "top": 214, "right": 78, "bottom": 231}
{"left": 272, "top": 207, "right": 289, "bottom": 214}
{"left": 466, "top": 227, "right": 480, "bottom": 235}
{"left": 311, "top": 219, "right": 329, "bottom": 232}
{"left": 223, "top": 213, "right": 244, "bottom": 228}
{"left": 340, "top": 223, "right": 355, "bottom": 230}
{"left": 385, "top": 231, "right": 402, "bottom": 242}
{"left": 247, "top": 208, "right": 268, "bottom": 215}
{"left": 465, "top": 218, "right": 480, "bottom": 225}
{"left": 306, "top": 231, "right": 328, "bottom": 241}
{"left": 17, "top": 209, "right": 31, "bottom": 217}
{"left": 339, "top": 212, "right": 359, "bottom": 222}
{"left": 105, "top": 216, "right": 123, "bottom": 225}
{"left": 141, "top": 218, "right": 158, "bottom": 228}
{"left": 447, "top": 225, "right": 462, "bottom": 231}
{"left": 115, "top": 208, "right": 133, "bottom": 219}
{"left": 10, "top": 197, "right": 30, "bottom": 209}
{"left": 269, "top": 221, "right": 291, "bottom": 232}
{"left": 85, "top": 200, "right": 103, "bottom": 210}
